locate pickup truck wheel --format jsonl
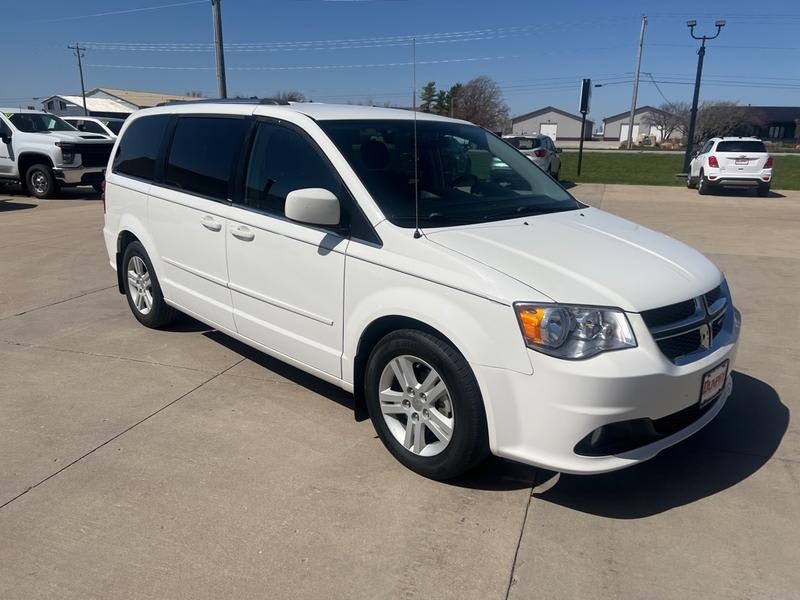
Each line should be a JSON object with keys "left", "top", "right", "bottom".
{"left": 365, "top": 329, "right": 489, "bottom": 480}
{"left": 26, "top": 164, "right": 58, "bottom": 199}
{"left": 122, "top": 241, "right": 178, "bottom": 328}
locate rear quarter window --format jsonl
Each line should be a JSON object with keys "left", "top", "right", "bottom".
{"left": 716, "top": 141, "right": 766, "bottom": 153}
{"left": 112, "top": 115, "right": 171, "bottom": 181}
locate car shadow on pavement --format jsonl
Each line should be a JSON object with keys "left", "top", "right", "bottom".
{"left": 203, "top": 329, "right": 356, "bottom": 414}
{"left": 533, "top": 371, "right": 788, "bottom": 518}
{"left": 0, "top": 201, "right": 37, "bottom": 212}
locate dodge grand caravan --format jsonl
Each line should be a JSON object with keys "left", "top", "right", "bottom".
{"left": 103, "top": 99, "right": 740, "bottom": 479}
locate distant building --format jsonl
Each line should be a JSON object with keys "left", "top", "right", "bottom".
{"left": 41, "top": 88, "right": 204, "bottom": 118}
{"left": 736, "top": 106, "right": 800, "bottom": 141}
{"left": 602, "top": 106, "right": 666, "bottom": 142}
{"left": 510, "top": 106, "right": 593, "bottom": 141}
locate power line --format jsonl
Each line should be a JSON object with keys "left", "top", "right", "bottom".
{"left": 36, "top": 0, "right": 206, "bottom": 23}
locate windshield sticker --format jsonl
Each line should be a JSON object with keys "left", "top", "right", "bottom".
{"left": 3, "top": 113, "right": 14, "bottom": 119}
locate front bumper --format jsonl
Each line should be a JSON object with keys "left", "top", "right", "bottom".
{"left": 53, "top": 166, "right": 105, "bottom": 185}
{"left": 476, "top": 309, "right": 740, "bottom": 474}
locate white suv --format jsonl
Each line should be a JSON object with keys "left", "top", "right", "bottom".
{"left": 503, "top": 134, "right": 561, "bottom": 180}
{"left": 63, "top": 116, "right": 126, "bottom": 139}
{"left": 103, "top": 100, "right": 740, "bottom": 479}
{"left": 688, "top": 137, "right": 773, "bottom": 196}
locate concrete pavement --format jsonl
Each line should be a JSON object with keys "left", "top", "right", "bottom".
{"left": 1, "top": 183, "right": 798, "bottom": 599}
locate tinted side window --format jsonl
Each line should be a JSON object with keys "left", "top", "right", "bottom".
{"left": 242, "top": 122, "right": 340, "bottom": 217}
{"left": 83, "top": 121, "right": 107, "bottom": 134}
{"left": 701, "top": 141, "right": 714, "bottom": 154}
{"left": 165, "top": 116, "right": 248, "bottom": 201}
{"left": 113, "top": 115, "right": 171, "bottom": 181}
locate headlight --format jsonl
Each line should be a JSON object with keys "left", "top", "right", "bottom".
{"left": 514, "top": 303, "right": 636, "bottom": 359}
{"left": 55, "top": 142, "right": 76, "bottom": 164}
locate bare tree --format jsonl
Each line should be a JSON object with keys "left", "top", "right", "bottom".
{"left": 452, "top": 76, "right": 509, "bottom": 131}
{"left": 274, "top": 90, "right": 307, "bottom": 103}
{"left": 693, "top": 101, "right": 764, "bottom": 143}
{"left": 642, "top": 101, "right": 689, "bottom": 140}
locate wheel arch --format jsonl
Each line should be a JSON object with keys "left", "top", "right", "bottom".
{"left": 18, "top": 153, "right": 54, "bottom": 178}
{"left": 114, "top": 215, "right": 161, "bottom": 295}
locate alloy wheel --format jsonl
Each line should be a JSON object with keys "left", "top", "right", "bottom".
{"left": 127, "top": 256, "right": 153, "bottom": 315}
{"left": 378, "top": 355, "right": 454, "bottom": 456}
{"left": 30, "top": 171, "right": 48, "bottom": 195}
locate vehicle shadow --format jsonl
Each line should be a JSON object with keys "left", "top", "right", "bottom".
{"left": 202, "top": 328, "right": 356, "bottom": 414}
{"left": 712, "top": 187, "right": 787, "bottom": 199}
{"left": 0, "top": 201, "right": 37, "bottom": 212}
{"left": 533, "top": 371, "right": 788, "bottom": 518}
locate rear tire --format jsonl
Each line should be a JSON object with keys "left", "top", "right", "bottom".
{"left": 122, "top": 241, "right": 178, "bottom": 329}
{"left": 757, "top": 184, "right": 770, "bottom": 197}
{"left": 92, "top": 182, "right": 103, "bottom": 194}
{"left": 364, "top": 329, "right": 489, "bottom": 480}
{"left": 26, "top": 164, "right": 58, "bottom": 199}
{"left": 697, "top": 170, "right": 712, "bottom": 196}
{"left": 687, "top": 174, "right": 698, "bottom": 189}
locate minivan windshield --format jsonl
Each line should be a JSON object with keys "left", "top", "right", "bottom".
{"left": 320, "top": 120, "right": 581, "bottom": 228}
{"left": 8, "top": 113, "right": 75, "bottom": 133}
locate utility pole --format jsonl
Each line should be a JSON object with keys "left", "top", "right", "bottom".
{"left": 67, "top": 43, "right": 88, "bottom": 116}
{"left": 682, "top": 19, "right": 726, "bottom": 174}
{"left": 577, "top": 78, "right": 592, "bottom": 177}
{"left": 211, "top": 0, "right": 227, "bottom": 99}
{"left": 626, "top": 16, "right": 647, "bottom": 150}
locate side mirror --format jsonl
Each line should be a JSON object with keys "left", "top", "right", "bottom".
{"left": 0, "top": 131, "right": 11, "bottom": 144}
{"left": 691, "top": 150, "right": 699, "bottom": 158}
{"left": 285, "top": 188, "right": 340, "bottom": 226}
{"left": 555, "top": 147, "right": 562, "bottom": 154}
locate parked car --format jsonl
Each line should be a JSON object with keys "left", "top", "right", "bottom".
{"left": 103, "top": 100, "right": 740, "bottom": 479}
{"left": 688, "top": 137, "right": 773, "bottom": 196}
{"left": 503, "top": 134, "right": 561, "bottom": 179}
{"left": 63, "top": 116, "right": 126, "bottom": 139}
{"left": 0, "top": 108, "right": 114, "bottom": 197}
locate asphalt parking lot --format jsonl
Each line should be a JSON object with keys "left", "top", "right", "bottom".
{"left": 1, "top": 182, "right": 798, "bottom": 599}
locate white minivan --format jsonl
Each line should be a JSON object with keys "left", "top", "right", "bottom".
{"left": 103, "top": 99, "right": 740, "bottom": 479}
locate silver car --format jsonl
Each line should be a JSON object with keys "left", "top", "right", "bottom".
{"left": 503, "top": 134, "right": 562, "bottom": 180}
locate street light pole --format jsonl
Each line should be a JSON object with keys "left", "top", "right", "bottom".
{"left": 682, "top": 19, "right": 725, "bottom": 174}
{"left": 211, "top": 0, "right": 227, "bottom": 99}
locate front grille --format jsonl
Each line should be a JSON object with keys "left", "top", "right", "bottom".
{"left": 75, "top": 143, "right": 113, "bottom": 167}
{"left": 656, "top": 330, "right": 702, "bottom": 361}
{"left": 641, "top": 299, "right": 697, "bottom": 329}
{"left": 643, "top": 283, "right": 730, "bottom": 364}
{"left": 704, "top": 286, "right": 722, "bottom": 307}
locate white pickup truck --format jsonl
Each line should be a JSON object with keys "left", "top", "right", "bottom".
{"left": 0, "top": 108, "right": 114, "bottom": 198}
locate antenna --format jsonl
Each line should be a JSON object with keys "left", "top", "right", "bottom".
{"left": 411, "top": 37, "right": 421, "bottom": 239}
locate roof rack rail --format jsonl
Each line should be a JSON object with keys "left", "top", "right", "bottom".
{"left": 156, "top": 97, "right": 290, "bottom": 107}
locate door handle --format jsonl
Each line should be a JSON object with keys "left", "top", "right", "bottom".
{"left": 200, "top": 215, "right": 222, "bottom": 232}
{"left": 231, "top": 225, "right": 255, "bottom": 242}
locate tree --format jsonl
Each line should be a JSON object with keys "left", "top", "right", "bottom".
{"left": 642, "top": 101, "right": 689, "bottom": 141}
{"left": 452, "top": 76, "right": 509, "bottom": 131}
{"left": 185, "top": 90, "right": 204, "bottom": 97}
{"left": 419, "top": 81, "right": 437, "bottom": 113}
{"left": 692, "top": 101, "right": 764, "bottom": 143}
{"left": 274, "top": 90, "right": 306, "bottom": 103}
{"left": 434, "top": 90, "right": 448, "bottom": 114}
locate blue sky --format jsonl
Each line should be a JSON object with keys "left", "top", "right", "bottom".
{"left": 2, "top": 0, "right": 799, "bottom": 126}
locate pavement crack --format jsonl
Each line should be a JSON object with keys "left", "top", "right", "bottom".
{"left": 0, "top": 338, "right": 219, "bottom": 375}
{"left": 504, "top": 484, "right": 535, "bottom": 600}
{"left": 0, "top": 357, "right": 245, "bottom": 512}
{"left": 0, "top": 285, "right": 117, "bottom": 322}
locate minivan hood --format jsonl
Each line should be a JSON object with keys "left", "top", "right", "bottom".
{"left": 425, "top": 207, "right": 722, "bottom": 312}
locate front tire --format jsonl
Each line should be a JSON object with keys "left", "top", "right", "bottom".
{"left": 364, "top": 329, "right": 489, "bottom": 480}
{"left": 687, "top": 174, "right": 698, "bottom": 189}
{"left": 26, "top": 164, "right": 58, "bottom": 199}
{"left": 122, "top": 241, "right": 178, "bottom": 328}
